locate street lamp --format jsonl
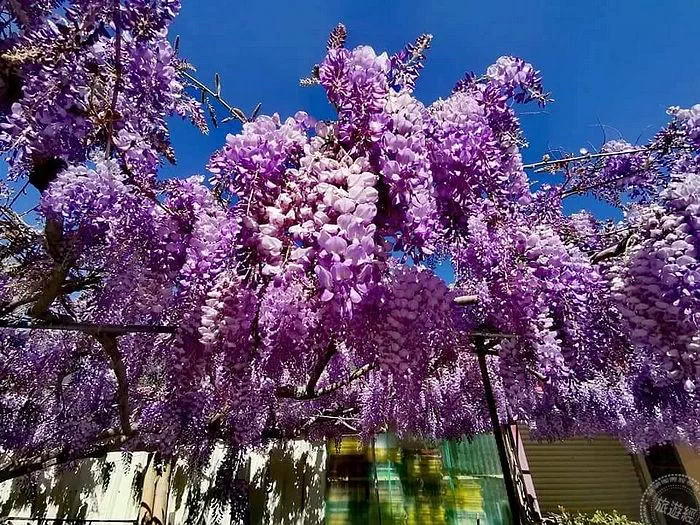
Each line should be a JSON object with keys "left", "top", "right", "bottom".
{"left": 455, "top": 295, "right": 524, "bottom": 525}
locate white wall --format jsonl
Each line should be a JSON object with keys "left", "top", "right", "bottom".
{"left": 0, "top": 441, "right": 326, "bottom": 525}
{"left": 0, "top": 452, "right": 149, "bottom": 521}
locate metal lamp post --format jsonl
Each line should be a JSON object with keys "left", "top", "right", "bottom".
{"left": 455, "top": 295, "right": 524, "bottom": 524}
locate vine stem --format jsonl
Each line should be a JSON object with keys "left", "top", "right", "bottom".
{"left": 523, "top": 147, "right": 650, "bottom": 171}
{"left": 181, "top": 70, "right": 249, "bottom": 124}
{"left": 560, "top": 172, "right": 643, "bottom": 198}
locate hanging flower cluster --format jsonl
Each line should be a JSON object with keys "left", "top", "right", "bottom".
{"left": 612, "top": 173, "right": 700, "bottom": 393}
{"left": 0, "top": 0, "right": 203, "bottom": 186}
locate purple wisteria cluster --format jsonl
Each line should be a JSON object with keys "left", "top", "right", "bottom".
{"left": 0, "top": 10, "right": 699, "bottom": 480}
{"left": 609, "top": 173, "right": 700, "bottom": 446}
{"left": 0, "top": 0, "right": 203, "bottom": 188}
{"left": 672, "top": 104, "right": 700, "bottom": 148}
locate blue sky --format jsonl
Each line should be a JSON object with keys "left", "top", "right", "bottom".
{"left": 166, "top": 0, "right": 700, "bottom": 221}
{"left": 11, "top": 1, "right": 700, "bottom": 219}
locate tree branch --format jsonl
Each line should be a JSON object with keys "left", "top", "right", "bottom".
{"left": 0, "top": 432, "right": 136, "bottom": 483}
{"left": 559, "top": 172, "right": 642, "bottom": 198}
{"left": 28, "top": 258, "right": 72, "bottom": 318}
{"left": 95, "top": 334, "right": 132, "bottom": 436}
{"left": 314, "top": 362, "right": 377, "bottom": 397}
{"left": 7, "top": 0, "right": 29, "bottom": 27}
{"left": 0, "top": 207, "right": 42, "bottom": 265}
{"left": 523, "top": 147, "right": 649, "bottom": 171}
{"left": 469, "top": 331, "right": 517, "bottom": 342}
{"left": 0, "top": 276, "right": 99, "bottom": 316}
{"left": 454, "top": 295, "right": 479, "bottom": 306}
{"left": 591, "top": 232, "right": 636, "bottom": 264}
{"left": 276, "top": 360, "right": 377, "bottom": 400}
{"left": 306, "top": 340, "right": 337, "bottom": 397}
{"left": 275, "top": 341, "right": 338, "bottom": 400}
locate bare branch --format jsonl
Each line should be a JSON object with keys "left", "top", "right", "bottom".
{"left": 523, "top": 147, "right": 649, "bottom": 171}
{"left": 526, "top": 367, "right": 549, "bottom": 383}
{"left": 470, "top": 331, "right": 517, "bottom": 341}
{"left": 0, "top": 334, "right": 143, "bottom": 481}
{"left": 314, "top": 362, "right": 377, "bottom": 397}
{"left": 337, "top": 419, "right": 359, "bottom": 432}
{"left": 18, "top": 218, "right": 73, "bottom": 319}
{"left": 7, "top": 0, "right": 29, "bottom": 27}
{"left": 8, "top": 180, "right": 29, "bottom": 208}
{"left": 0, "top": 206, "right": 42, "bottom": 263}
{"left": 560, "top": 172, "right": 643, "bottom": 198}
{"left": 275, "top": 341, "right": 341, "bottom": 400}
{"left": 315, "top": 414, "right": 360, "bottom": 422}
{"left": 181, "top": 70, "right": 249, "bottom": 124}
{"left": 273, "top": 329, "right": 514, "bottom": 400}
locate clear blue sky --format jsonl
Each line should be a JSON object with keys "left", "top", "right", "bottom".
{"left": 166, "top": 0, "right": 700, "bottom": 220}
